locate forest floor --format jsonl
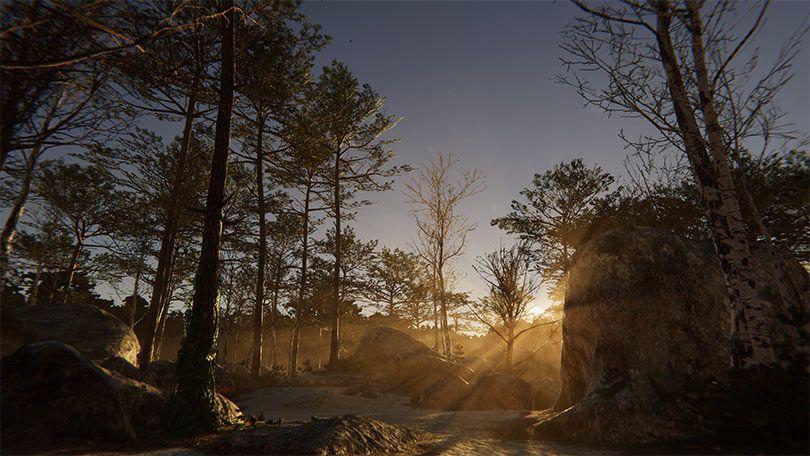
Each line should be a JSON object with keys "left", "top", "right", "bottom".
{"left": 85, "top": 386, "right": 609, "bottom": 456}
{"left": 231, "top": 386, "right": 604, "bottom": 455}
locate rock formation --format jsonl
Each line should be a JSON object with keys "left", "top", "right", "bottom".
{"left": 1, "top": 341, "right": 243, "bottom": 450}
{"left": 534, "top": 227, "right": 810, "bottom": 444}
{"left": 2, "top": 303, "right": 140, "bottom": 365}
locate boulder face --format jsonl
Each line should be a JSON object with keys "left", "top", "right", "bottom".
{"left": 351, "top": 327, "right": 475, "bottom": 398}
{"left": 536, "top": 227, "right": 810, "bottom": 444}
{"left": 1, "top": 342, "right": 138, "bottom": 445}
{"left": 1, "top": 342, "right": 244, "bottom": 450}
{"left": 460, "top": 372, "right": 533, "bottom": 411}
{"left": 353, "top": 326, "right": 434, "bottom": 368}
{"left": 1, "top": 303, "right": 140, "bottom": 366}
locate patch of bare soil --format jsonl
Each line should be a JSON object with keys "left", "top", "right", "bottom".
{"left": 234, "top": 386, "right": 610, "bottom": 455}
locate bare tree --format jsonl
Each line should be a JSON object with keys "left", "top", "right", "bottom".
{"left": 560, "top": 0, "right": 807, "bottom": 368}
{"left": 404, "top": 154, "right": 485, "bottom": 357}
{"left": 471, "top": 243, "right": 541, "bottom": 370}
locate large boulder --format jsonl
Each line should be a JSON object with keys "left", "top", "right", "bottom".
{"left": 1, "top": 342, "right": 243, "bottom": 450}
{"left": 534, "top": 227, "right": 810, "bottom": 444}
{"left": 1, "top": 342, "right": 139, "bottom": 445}
{"left": 412, "top": 373, "right": 471, "bottom": 410}
{"left": 460, "top": 372, "right": 533, "bottom": 411}
{"left": 1, "top": 303, "right": 140, "bottom": 365}
{"left": 351, "top": 327, "right": 475, "bottom": 398}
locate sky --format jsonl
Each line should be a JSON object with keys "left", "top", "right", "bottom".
{"left": 293, "top": 0, "right": 810, "bottom": 313}
{"left": 11, "top": 1, "right": 806, "bottom": 313}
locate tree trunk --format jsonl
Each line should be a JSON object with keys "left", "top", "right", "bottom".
{"left": 431, "top": 268, "right": 441, "bottom": 352}
{"left": 329, "top": 152, "right": 341, "bottom": 366}
{"left": 505, "top": 325, "right": 515, "bottom": 370}
{"left": 291, "top": 186, "right": 312, "bottom": 377}
{"left": 683, "top": 0, "right": 774, "bottom": 367}
{"left": 270, "top": 270, "right": 280, "bottom": 367}
{"left": 1, "top": 90, "right": 59, "bottom": 293}
{"left": 29, "top": 257, "right": 43, "bottom": 306}
{"left": 0, "top": 147, "right": 37, "bottom": 293}
{"left": 168, "top": 2, "right": 235, "bottom": 436}
{"left": 655, "top": 1, "right": 774, "bottom": 368}
{"left": 155, "top": 265, "right": 178, "bottom": 360}
{"left": 251, "top": 117, "right": 267, "bottom": 377}
{"left": 62, "top": 235, "right": 83, "bottom": 305}
{"left": 437, "top": 263, "right": 452, "bottom": 357}
{"left": 138, "top": 72, "right": 201, "bottom": 368}
{"left": 129, "top": 263, "right": 142, "bottom": 328}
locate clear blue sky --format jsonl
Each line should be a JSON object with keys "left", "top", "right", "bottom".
{"left": 296, "top": 0, "right": 810, "bottom": 311}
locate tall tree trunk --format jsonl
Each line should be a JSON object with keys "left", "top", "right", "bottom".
{"left": 1, "top": 90, "right": 60, "bottom": 294}
{"left": 129, "top": 262, "right": 142, "bottom": 328}
{"left": 431, "top": 268, "right": 441, "bottom": 352}
{"left": 329, "top": 153, "right": 341, "bottom": 366}
{"left": 138, "top": 76, "right": 202, "bottom": 368}
{"left": 505, "top": 325, "right": 515, "bottom": 370}
{"left": 291, "top": 186, "right": 311, "bottom": 377}
{"left": 29, "top": 257, "right": 43, "bottom": 306}
{"left": 62, "top": 235, "right": 83, "bottom": 305}
{"left": 251, "top": 117, "right": 267, "bottom": 377}
{"left": 155, "top": 258, "right": 178, "bottom": 360}
{"left": 270, "top": 267, "right": 281, "bottom": 367}
{"left": 684, "top": 0, "right": 774, "bottom": 367}
{"left": 655, "top": 1, "right": 774, "bottom": 368}
{"left": 437, "top": 247, "right": 451, "bottom": 357}
{"left": 168, "top": 2, "right": 235, "bottom": 435}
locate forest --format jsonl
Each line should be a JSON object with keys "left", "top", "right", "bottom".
{"left": 1, "top": 1, "right": 808, "bottom": 455}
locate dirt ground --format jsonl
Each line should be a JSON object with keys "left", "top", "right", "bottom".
{"left": 233, "top": 386, "right": 608, "bottom": 455}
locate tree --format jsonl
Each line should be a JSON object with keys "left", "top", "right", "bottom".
{"left": 492, "top": 159, "right": 618, "bottom": 300}
{"left": 365, "top": 247, "right": 422, "bottom": 319}
{"left": 232, "top": 5, "right": 326, "bottom": 377}
{"left": 168, "top": 0, "right": 236, "bottom": 435}
{"left": 304, "top": 61, "right": 402, "bottom": 366}
{"left": 114, "top": 5, "right": 219, "bottom": 368}
{"left": 316, "top": 226, "right": 377, "bottom": 319}
{"left": 0, "top": 58, "right": 119, "bottom": 293}
{"left": 471, "top": 243, "right": 540, "bottom": 370}
{"left": 35, "top": 161, "right": 119, "bottom": 304}
{"left": 272, "top": 118, "right": 329, "bottom": 377}
{"left": 265, "top": 212, "right": 301, "bottom": 367}
{"left": 404, "top": 153, "right": 485, "bottom": 356}
{"left": 562, "top": 0, "right": 806, "bottom": 367}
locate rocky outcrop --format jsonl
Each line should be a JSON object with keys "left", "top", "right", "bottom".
{"left": 351, "top": 327, "right": 475, "bottom": 398}
{"left": 460, "top": 372, "right": 533, "bottom": 411}
{"left": 1, "top": 342, "right": 141, "bottom": 445}
{"left": 534, "top": 227, "right": 810, "bottom": 444}
{"left": 1, "top": 303, "right": 140, "bottom": 365}
{"left": 413, "top": 373, "right": 471, "bottom": 410}
{"left": 1, "top": 342, "right": 243, "bottom": 450}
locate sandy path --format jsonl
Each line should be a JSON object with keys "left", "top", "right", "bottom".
{"left": 234, "top": 387, "right": 607, "bottom": 455}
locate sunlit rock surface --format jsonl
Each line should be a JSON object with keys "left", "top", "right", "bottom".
{"left": 1, "top": 303, "right": 140, "bottom": 365}
{"left": 460, "top": 372, "right": 533, "bottom": 411}
{"left": 352, "top": 326, "right": 475, "bottom": 397}
{"left": 535, "top": 227, "right": 809, "bottom": 444}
